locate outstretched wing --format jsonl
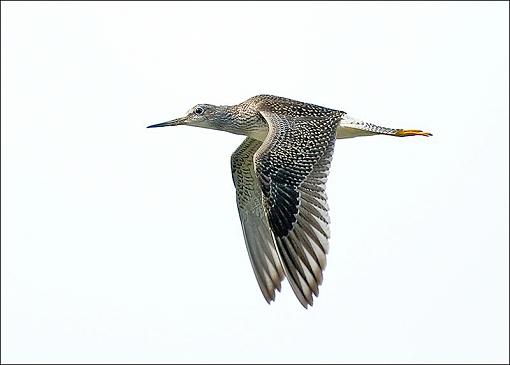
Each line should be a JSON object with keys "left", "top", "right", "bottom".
{"left": 231, "top": 137, "right": 285, "bottom": 303}
{"left": 254, "top": 108, "right": 340, "bottom": 308}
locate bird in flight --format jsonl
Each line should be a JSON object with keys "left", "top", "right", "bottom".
{"left": 147, "top": 95, "right": 431, "bottom": 308}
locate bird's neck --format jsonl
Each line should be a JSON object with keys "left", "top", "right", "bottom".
{"left": 221, "top": 105, "right": 268, "bottom": 141}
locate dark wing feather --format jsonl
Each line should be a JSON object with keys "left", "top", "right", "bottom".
{"left": 254, "top": 108, "right": 340, "bottom": 308}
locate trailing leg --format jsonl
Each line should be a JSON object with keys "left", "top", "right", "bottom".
{"left": 336, "top": 114, "right": 432, "bottom": 139}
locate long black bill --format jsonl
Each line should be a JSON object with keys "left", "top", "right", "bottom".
{"left": 147, "top": 117, "right": 187, "bottom": 128}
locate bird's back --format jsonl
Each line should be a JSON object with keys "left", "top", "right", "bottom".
{"left": 241, "top": 94, "right": 344, "bottom": 119}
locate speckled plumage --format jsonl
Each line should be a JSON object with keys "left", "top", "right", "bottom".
{"left": 147, "top": 94, "right": 432, "bottom": 308}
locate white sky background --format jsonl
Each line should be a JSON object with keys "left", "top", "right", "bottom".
{"left": 1, "top": 2, "right": 509, "bottom": 363}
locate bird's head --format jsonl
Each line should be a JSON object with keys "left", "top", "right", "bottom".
{"left": 147, "top": 104, "right": 231, "bottom": 130}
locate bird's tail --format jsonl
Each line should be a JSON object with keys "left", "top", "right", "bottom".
{"left": 336, "top": 114, "right": 432, "bottom": 139}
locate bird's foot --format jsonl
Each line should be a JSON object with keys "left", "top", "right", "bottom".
{"left": 395, "top": 129, "right": 433, "bottom": 137}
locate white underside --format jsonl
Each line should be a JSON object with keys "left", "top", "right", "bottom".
{"left": 246, "top": 120, "right": 378, "bottom": 141}
{"left": 336, "top": 114, "right": 379, "bottom": 139}
{"left": 335, "top": 126, "right": 378, "bottom": 139}
{"left": 248, "top": 128, "right": 270, "bottom": 142}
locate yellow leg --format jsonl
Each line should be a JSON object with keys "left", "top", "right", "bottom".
{"left": 395, "top": 129, "right": 433, "bottom": 137}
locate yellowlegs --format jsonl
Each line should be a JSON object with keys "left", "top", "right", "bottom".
{"left": 148, "top": 95, "right": 431, "bottom": 308}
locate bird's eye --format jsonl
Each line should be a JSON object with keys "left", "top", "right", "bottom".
{"left": 194, "top": 107, "right": 204, "bottom": 115}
